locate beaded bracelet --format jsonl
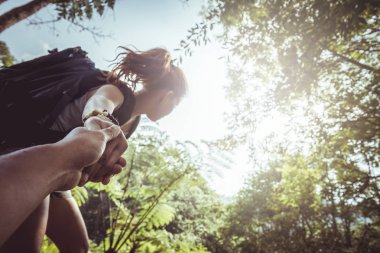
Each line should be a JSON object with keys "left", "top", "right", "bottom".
{"left": 82, "top": 109, "right": 119, "bottom": 125}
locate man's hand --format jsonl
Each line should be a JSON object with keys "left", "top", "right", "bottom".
{"left": 61, "top": 124, "right": 122, "bottom": 169}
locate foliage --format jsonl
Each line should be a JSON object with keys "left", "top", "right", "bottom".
{"left": 174, "top": 0, "right": 380, "bottom": 252}
{"left": 40, "top": 237, "right": 59, "bottom": 253}
{"left": 0, "top": 0, "right": 117, "bottom": 60}
{"left": 0, "top": 0, "right": 116, "bottom": 32}
{"left": 53, "top": 0, "right": 116, "bottom": 21}
{"left": 182, "top": 0, "right": 379, "bottom": 150}
{"left": 0, "top": 41, "right": 14, "bottom": 67}
{"left": 55, "top": 124, "right": 222, "bottom": 253}
{"left": 164, "top": 174, "right": 226, "bottom": 252}
{"left": 219, "top": 152, "right": 380, "bottom": 253}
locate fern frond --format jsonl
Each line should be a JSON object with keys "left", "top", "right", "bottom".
{"left": 142, "top": 203, "right": 176, "bottom": 230}
{"left": 71, "top": 186, "right": 88, "bottom": 207}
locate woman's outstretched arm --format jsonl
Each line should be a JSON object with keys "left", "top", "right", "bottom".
{"left": 0, "top": 125, "right": 121, "bottom": 246}
{"left": 81, "top": 84, "right": 129, "bottom": 185}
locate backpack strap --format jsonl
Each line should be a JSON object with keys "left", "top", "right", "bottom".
{"left": 113, "top": 83, "right": 136, "bottom": 125}
{"left": 125, "top": 116, "right": 141, "bottom": 138}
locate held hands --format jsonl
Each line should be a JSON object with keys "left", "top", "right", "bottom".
{"left": 79, "top": 115, "right": 128, "bottom": 186}
{"left": 61, "top": 124, "right": 122, "bottom": 169}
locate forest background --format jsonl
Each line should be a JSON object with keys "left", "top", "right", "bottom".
{"left": 0, "top": 0, "right": 379, "bottom": 252}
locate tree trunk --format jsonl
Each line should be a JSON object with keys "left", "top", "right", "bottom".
{"left": 328, "top": 185, "right": 341, "bottom": 247}
{"left": 0, "top": 0, "right": 51, "bottom": 34}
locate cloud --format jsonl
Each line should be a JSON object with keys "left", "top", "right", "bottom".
{"left": 41, "top": 42, "right": 51, "bottom": 52}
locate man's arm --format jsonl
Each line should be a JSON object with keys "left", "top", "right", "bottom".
{"left": 0, "top": 125, "right": 121, "bottom": 246}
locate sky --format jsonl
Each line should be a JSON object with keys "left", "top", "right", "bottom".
{"left": 0, "top": 0, "right": 251, "bottom": 197}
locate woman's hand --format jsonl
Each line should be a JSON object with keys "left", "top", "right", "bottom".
{"left": 79, "top": 115, "right": 128, "bottom": 186}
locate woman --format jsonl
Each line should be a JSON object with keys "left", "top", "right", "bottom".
{"left": 0, "top": 46, "right": 188, "bottom": 253}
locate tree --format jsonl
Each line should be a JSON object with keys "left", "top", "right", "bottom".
{"left": 0, "top": 0, "right": 117, "bottom": 63}
{"left": 0, "top": 0, "right": 50, "bottom": 33}
{"left": 185, "top": 0, "right": 379, "bottom": 218}
{"left": 219, "top": 151, "right": 380, "bottom": 253}
{"left": 177, "top": 0, "right": 380, "bottom": 251}
{"left": 181, "top": 0, "right": 379, "bottom": 151}
{"left": 164, "top": 174, "right": 226, "bottom": 253}
{"left": 0, "top": 0, "right": 116, "bottom": 34}
{"left": 0, "top": 41, "right": 14, "bottom": 66}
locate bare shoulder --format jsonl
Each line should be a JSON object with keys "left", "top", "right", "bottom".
{"left": 95, "top": 84, "right": 124, "bottom": 97}
{"left": 90, "top": 84, "right": 125, "bottom": 108}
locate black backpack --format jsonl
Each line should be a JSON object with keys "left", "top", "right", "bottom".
{"left": 0, "top": 47, "right": 137, "bottom": 149}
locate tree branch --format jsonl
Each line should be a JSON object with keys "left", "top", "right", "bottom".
{"left": 67, "top": 20, "right": 112, "bottom": 43}
{"left": 0, "top": 0, "right": 51, "bottom": 34}
{"left": 27, "top": 15, "right": 112, "bottom": 44}
{"left": 329, "top": 50, "right": 379, "bottom": 73}
{"left": 28, "top": 17, "right": 61, "bottom": 26}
